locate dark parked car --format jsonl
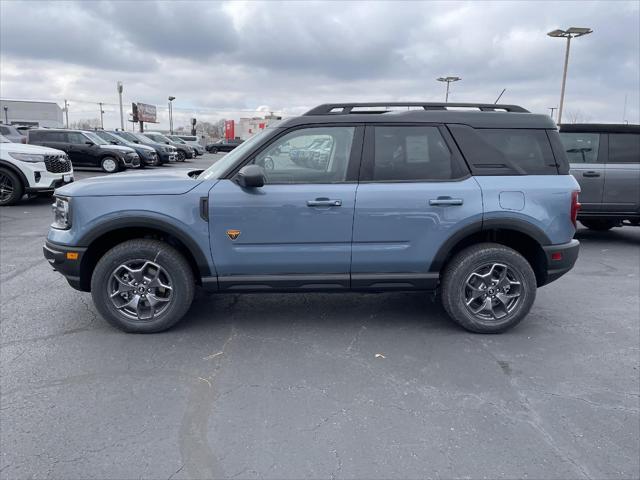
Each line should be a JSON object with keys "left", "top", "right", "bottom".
{"left": 111, "top": 131, "right": 176, "bottom": 164}
{"left": 206, "top": 139, "right": 243, "bottom": 153}
{"left": 94, "top": 130, "right": 160, "bottom": 167}
{"left": 143, "top": 132, "right": 193, "bottom": 162}
{"left": 28, "top": 129, "right": 140, "bottom": 173}
{"left": 0, "top": 124, "right": 26, "bottom": 144}
{"left": 560, "top": 123, "right": 640, "bottom": 230}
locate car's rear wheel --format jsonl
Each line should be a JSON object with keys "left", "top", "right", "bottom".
{"left": 91, "top": 239, "right": 195, "bottom": 333}
{"left": 210, "top": 147, "right": 218, "bottom": 154}
{"left": 0, "top": 168, "right": 23, "bottom": 206}
{"left": 101, "top": 156, "right": 120, "bottom": 173}
{"left": 177, "top": 150, "right": 186, "bottom": 162}
{"left": 580, "top": 219, "right": 617, "bottom": 231}
{"left": 441, "top": 243, "right": 536, "bottom": 333}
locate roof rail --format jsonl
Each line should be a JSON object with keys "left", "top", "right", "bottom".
{"left": 303, "top": 102, "right": 530, "bottom": 115}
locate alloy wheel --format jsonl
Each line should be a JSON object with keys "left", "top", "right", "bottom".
{"left": 0, "top": 173, "right": 14, "bottom": 203}
{"left": 108, "top": 260, "right": 173, "bottom": 321}
{"left": 464, "top": 263, "right": 523, "bottom": 320}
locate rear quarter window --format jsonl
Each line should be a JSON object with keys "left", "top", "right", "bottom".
{"left": 609, "top": 133, "right": 640, "bottom": 164}
{"left": 448, "top": 125, "right": 559, "bottom": 175}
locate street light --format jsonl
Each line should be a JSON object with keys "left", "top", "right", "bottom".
{"left": 547, "top": 27, "right": 593, "bottom": 125}
{"left": 3, "top": 106, "right": 8, "bottom": 124}
{"left": 168, "top": 96, "right": 176, "bottom": 135}
{"left": 436, "top": 76, "right": 461, "bottom": 103}
{"left": 117, "top": 81, "right": 124, "bottom": 130}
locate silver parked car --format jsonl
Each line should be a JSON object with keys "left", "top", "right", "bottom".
{"left": 174, "top": 135, "right": 205, "bottom": 156}
{"left": 560, "top": 124, "right": 640, "bottom": 230}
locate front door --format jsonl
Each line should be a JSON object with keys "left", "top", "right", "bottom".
{"left": 208, "top": 125, "right": 363, "bottom": 291}
{"left": 65, "top": 132, "right": 93, "bottom": 167}
{"left": 564, "top": 132, "right": 606, "bottom": 212}
{"left": 351, "top": 125, "right": 483, "bottom": 289}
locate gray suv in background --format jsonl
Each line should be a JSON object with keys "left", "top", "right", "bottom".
{"left": 560, "top": 124, "right": 640, "bottom": 230}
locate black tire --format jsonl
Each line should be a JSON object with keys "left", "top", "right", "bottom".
{"left": 100, "top": 156, "right": 120, "bottom": 173}
{"left": 91, "top": 239, "right": 195, "bottom": 333}
{"left": 441, "top": 243, "right": 537, "bottom": 334}
{"left": 0, "top": 168, "right": 23, "bottom": 206}
{"left": 210, "top": 147, "right": 218, "bottom": 154}
{"left": 177, "top": 150, "right": 186, "bottom": 162}
{"left": 580, "top": 219, "right": 617, "bottom": 231}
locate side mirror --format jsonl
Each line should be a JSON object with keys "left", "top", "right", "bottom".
{"left": 111, "top": 141, "right": 118, "bottom": 145}
{"left": 236, "top": 165, "right": 265, "bottom": 188}
{"left": 85, "top": 141, "right": 94, "bottom": 146}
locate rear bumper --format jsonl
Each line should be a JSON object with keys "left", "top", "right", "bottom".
{"left": 43, "top": 241, "right": 87, "bottom": 291}
{"left": 541, "top": 239, "right": 580, "bottom": 286}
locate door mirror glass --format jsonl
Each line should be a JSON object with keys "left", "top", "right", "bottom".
{"left": 236, "top": 165, "right": 265, "bottom": 188}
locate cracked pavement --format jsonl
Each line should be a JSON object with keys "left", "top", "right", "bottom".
{"left": 1, "top": 156, "right": 639, "bottom": 479}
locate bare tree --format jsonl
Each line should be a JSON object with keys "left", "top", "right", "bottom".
{"left": 69, "top": 118, "right": 101, "bottom": 130}
{"left": 565, "top": 110, "right": 592, "bottom": 124}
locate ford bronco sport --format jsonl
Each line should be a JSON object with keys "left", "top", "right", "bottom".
{"left": 43, "top": 103, "right": 580, "bottom": 334}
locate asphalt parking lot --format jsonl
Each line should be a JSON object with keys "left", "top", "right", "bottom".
{"left": 1, "top": 154, "right": 639, "bottom": 479}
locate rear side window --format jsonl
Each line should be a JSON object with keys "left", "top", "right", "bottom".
{"left": 0, "top": 126, "right": 10, "bottom": 135}
{"left": 559, "top": 132, "right": 601, "bottom": 163}
{"left": 372, "top": 126, "right": 461, "bottom": 181}
{"left": 609, "top": 133, "right": 640, "bottom": 164}
{"left": 30, "top": 131, "right": 65, "bottom": 142}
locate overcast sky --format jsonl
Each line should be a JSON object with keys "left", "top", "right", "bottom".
{"left": 1, "top": 0, "right": 638, "bottom": 130}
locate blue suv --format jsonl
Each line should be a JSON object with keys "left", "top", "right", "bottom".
{"left": 43, "top": 103, "right": 580, "bottom": 334}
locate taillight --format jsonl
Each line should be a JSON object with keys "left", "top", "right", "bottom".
{"left": 571, "top": 191, "right": 581, "bottom": 228}
{"left": 21, "top": 137, "right": 27, "bottom": 144}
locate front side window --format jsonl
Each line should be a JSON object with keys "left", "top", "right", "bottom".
{"left": 250, "top": 126, "right": 355, "bottom": 184}
{"left": 609, "top": 133, "right": 640, "bottom": 164}
{"left": 372, "top": 126, "right": 456, "bottom": 181}
{"left": 66, "top": 132, "right": 88, "bottom": 144}
{"left": 560, "top": 132, "right": 601, "bottom": 163}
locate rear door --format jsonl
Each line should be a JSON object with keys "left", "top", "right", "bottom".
{"left": 603, "top": 133, "right": 640, "bottom": 213}
{"left": 208, "top": 125, "right": 363, "bottom": 290}
{"left": 562, "top": 132, "right": 606, "bottom": 212}
{"left": 351, "top": 125, "right": 482, "bottom": 289}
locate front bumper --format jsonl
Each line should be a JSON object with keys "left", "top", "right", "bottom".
{"left": 158, "top": 152, "right": 176, "bottom": 163}
{"left": 123, "top": 155, "right": 141, "bottom": 168}
{"left": 541, "top": 239, "right": 580, "bottom": 286}
{"left": 25, "top": 173, "right": 74, "bottom": 193}
{"left": 43, "top": 241, "right": 87, "bottom": 291}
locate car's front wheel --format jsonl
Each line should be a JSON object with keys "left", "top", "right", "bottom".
{"left": 177, "top": 150, "right": 186, "bottom": 162}
{"left": 0, "top": 168, "right": 23, "bottom": 206}
{"left": 91, "top": 239, "right": 195, "bottom": 333}
{"left": 441, "top": 243, "right": 536, "bottom": 333}
{"left": 210, "top": 147, "right": 218, "bottom": 154}
{"left": 101, "top": 156, "right": 120, "bottom": 173}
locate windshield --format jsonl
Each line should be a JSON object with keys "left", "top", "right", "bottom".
{"left": 96, "top": 131, "right": 120, "bottom": 144}
{"left": 198, "top": 130, "right": 271, "bottom": 180}
{"left": 146, "top": 133, "right": 172, "bottom": 143}
{"left": 84, "top": 132, "right": 109, "bottom": 145}
{"left": 169, "top": 136, "right": 186, "bottom": 144}
{"left": 131, "top": 133, "right": 154, "bottom": 144}
{"left": 115, "top": 131, "right": 139, "bottom": 143}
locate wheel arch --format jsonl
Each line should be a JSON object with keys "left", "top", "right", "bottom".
{"left": 431, "top": 219, "right": 550, "bottom": 287}
{"left": 77, "top": 216, "right": 211, "bottom": 291}
{"left": 0, "top": 160, "right": 29, "bottom": 189}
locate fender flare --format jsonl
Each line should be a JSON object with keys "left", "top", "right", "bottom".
{"left": 0, "top": 160, "right": 29, "bottom": 189}
{"left": 78, "top": 214, "right": 212, "bottom": 277}
{"left": 429, "top": 218, "right": 551, "bottom": 273}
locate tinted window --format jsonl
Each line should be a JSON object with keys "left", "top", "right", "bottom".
{"left": 373, "top": 126, "right": 457, "bottom": 181}
{"left": 560, "top": 132, "right": 601, "bottom": 163}
{"left": 30, "top": 131, "right": 65, "bottom": 142}
{"left": 67, "top": 132, "right": 88, "bottom": 144}
{"left": 250, "top": 127, "right": 355, "bottom": 184}
{"left": 0, "top": 126, "right": 10, "bottom": 135}
{"left": 475, "top": 129, "right": 557, "bottom": 175}
{"left": 609, "top": 133, "right": 640, "bottom": 164}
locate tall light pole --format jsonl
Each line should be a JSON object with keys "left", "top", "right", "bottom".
{"left": 64, "top": 99, "right": 69, "bottom": 128}
{"left": 547, "top": 27, "right": 593, "bottom": 125}
{"left": 168, "top": 96, "right": 176, "bottom": 134}
{"left": 3, "top": 106, "right": 8, "bottom": 124}
{"left": 436, "top": 76, "right": 461, "bottom": 103}
{"left": 98, "top": 102, "right": 105, "bottom": 129}
{"left": 117, "top": 81, "right": 124, "bottom": 130}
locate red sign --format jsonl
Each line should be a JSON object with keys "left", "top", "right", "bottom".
{"left": 259, "top": 123, "right": 265, "bottom": 129}
{"left": 224, "top": 120, "right": 235, "bottom": 140}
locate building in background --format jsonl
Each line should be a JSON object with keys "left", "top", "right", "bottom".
{"left": 237, "top": 114, "right": 282, "bottom": 140}
{"left": 0, "top": 99, "right": 64, "bottom": 128}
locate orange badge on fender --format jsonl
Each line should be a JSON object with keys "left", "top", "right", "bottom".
{"left": 226, "top": 229, "right": 241, "bottom": 240}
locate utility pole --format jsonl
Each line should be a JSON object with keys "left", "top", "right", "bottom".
{"left": 117, "top": 81, "right": 124, "bottom": 130}
{"left": 168, "top": 96, "right": 175, "bottom": 134}
{"left": 547, "top": 27, "right": 593, "bottom": 125}
{"left": 3, "top": 106, "right": 8, "bottom": 124}
{"left": 64, "top": 99, "right": 69, "bottom": 128}
{"left": 98, "top": 102, "right": 104, "bottom": 129}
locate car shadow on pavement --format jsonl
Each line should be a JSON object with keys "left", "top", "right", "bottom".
{"left": 575, "top": 226, "right": 640, "bottom": 246}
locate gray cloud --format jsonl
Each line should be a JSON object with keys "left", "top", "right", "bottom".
{"left": 1, "top": 0, "right": 638, "bottom": 128}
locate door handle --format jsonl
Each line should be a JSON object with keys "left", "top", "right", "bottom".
{"left": 429, "top": 197, "right": 463, "bottom": 206}
{"left": 307, "top": 198, "right": 342, "bottom": 207}
{"left": 582, "top": 171, "right": 600, "bottom": 178}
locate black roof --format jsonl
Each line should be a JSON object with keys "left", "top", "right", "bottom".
{"left": 278, "top": 102, "right": 556, "bottom": 129}
{"left": 559, "top": 123, "right": 640, "bottom": 134}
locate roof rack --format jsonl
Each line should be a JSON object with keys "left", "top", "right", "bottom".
{"left": 303, "top": 102, "right": 529, "bottom": 116}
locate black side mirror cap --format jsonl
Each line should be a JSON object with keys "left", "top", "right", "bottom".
{"left": 236, "top": 165, "right": 265, "bottom": 188}
{"left": 85, "top": 141, "right": 94, "bottom": 146}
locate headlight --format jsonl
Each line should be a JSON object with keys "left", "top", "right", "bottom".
{"left": 8, "top": 152, "right": 45, "bottom": 163}
{"left": 51, "top": 196, "right": 71, "bottom": 230}
{"left": 163, "top": 146, "right": 170, "bottom": 152}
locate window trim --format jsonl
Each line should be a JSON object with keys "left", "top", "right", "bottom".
{"left": 358, "top": 123, "right": 471, "bottom": 183}
{"left": 226, "top": 124, "right": 365, "bottom": 184}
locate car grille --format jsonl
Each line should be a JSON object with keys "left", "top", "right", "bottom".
{"left": 44, "top": 155, "right": 72, "bottom": 173}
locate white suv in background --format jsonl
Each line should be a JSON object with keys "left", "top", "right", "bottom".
{"left": 0, "top": 134, "right": 74, "bottom": 206}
